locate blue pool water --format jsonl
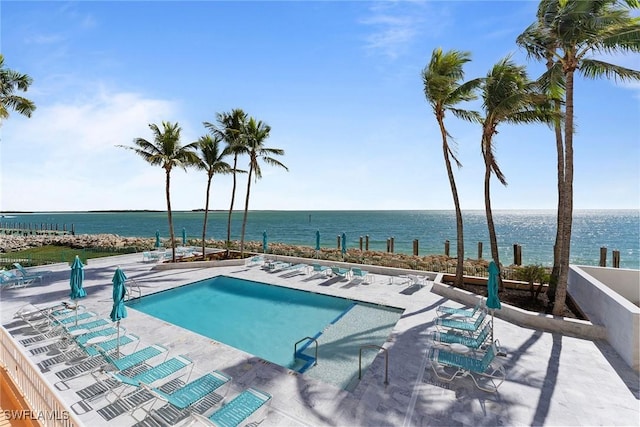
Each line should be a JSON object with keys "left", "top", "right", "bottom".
{"left": 128, "top": 276, "right": 364, "bottom": 369}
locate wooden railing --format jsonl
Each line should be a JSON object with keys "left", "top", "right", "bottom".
{"left": 0, "top": 327, "right": 82, "bottom": 427}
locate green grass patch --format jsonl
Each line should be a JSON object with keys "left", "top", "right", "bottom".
{"left": 0, "top": 245, "right": 137, "bottom": 268}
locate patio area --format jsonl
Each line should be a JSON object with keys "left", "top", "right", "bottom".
{"left": 1, "top": 252, "right": 638, "bottom": 426}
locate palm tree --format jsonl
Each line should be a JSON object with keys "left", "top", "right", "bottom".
{"left": 0, "top": 54, "right": 36, "bottom": 123}
{"left": 118, "top": 121, "right": 199, "bottom": 262}
{"left": 192, "top": 134, "right": 232, "bottom": 259}
{"left": 479, "top": 56, "right": 556, "bottom": 288}
{"left": 205, "top": 109, "right": 249, "bottom": 255}
{"left": 422, "top": 48, "right": 482, "bottom": 287}
{"left": 516, "top": 0, "right": 640, "bottom": 315}
{"left": 516, "top": 26, "right": 567, "bottom": 303}
{"left": 239, "top": 117, "right": 288, "bottom": 256}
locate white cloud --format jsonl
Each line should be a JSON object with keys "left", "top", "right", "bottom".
{"left": 359, "top": 2, "right": 428, "bottom": 60}
{"left": 25, "top": 34, "right": 66, "bottom": 45}
{"left": 1, "top": 85, "right": 180, "bottom": 211}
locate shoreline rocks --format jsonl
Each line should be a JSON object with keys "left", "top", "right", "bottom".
{"left": 0, "top": 233, "right": 154, "bottom": 253}
{"left": 0, "top": 233, "right": 494, "bottom": 273}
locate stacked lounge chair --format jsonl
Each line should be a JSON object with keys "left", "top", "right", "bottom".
{"left": 428, "top": 342, "right": 505, "bottom": 392}
{"left": 437, "top": 299, "right": 485, "bottom": 318}
{"left": 435, "top": 309, "right": 487, "bottom": 336}
{"left": 432, "top": 322, "right": 493, "bottom": 351}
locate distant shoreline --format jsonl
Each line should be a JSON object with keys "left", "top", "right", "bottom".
{"left": 1, "top": 209, "right": 637, "bottom": 214}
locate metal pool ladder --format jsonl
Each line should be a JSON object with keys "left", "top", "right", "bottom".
{"left": 359, "top": 344, "right": 389, "bottom": 385}
{"left": 294, "top": 336, "right": 318, "bottom": 369}
{"left": 126, "top": 278, "right": 142, "bottom": 301}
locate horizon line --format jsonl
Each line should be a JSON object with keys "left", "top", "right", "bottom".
{"left": 1, "top": 208, "right": 637, "bottom": 214}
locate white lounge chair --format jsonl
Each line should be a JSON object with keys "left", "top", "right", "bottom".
{"left": 351, "top": 267, "right": 372, "bottom": 283}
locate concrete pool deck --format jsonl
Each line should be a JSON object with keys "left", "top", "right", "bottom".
{"left": 1, "top": 253, "right": 638, "bottom": 426}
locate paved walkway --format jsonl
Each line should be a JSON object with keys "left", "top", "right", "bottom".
{"left": 1, "top": 253, "right": 638, "bottom": 426}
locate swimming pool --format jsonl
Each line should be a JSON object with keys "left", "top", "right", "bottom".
{"left": 128, "top": 276, "right": 402, "bottom": 390}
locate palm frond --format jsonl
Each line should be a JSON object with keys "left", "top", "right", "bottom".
{"left": 446, "top": 140, "right": 463, "bottom": 169}
{"left": 450, "top": 108, "right": 483, "bottom": 123}
{"left": 580, "top": 58, "right": 640, "bottom": 81}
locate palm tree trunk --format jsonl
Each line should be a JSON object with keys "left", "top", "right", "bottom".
{"left": 240, "top": 166, "right": 254, "bottom": 257}
{"left": 548, "top": 52, "right": 565, "bottom": 303}
{"left": 549, "top": 101, "right": 565, "bottom": 303}
{"left": 438, "top": 115, "right": 464, "bottom": 287}
{"left": 554, "top": 69, "right": 576, "bottom": 316}
{"left": 202, "top": 175, "right": 213, "bottom": 260}
{"left": 483, "top": 142, "right": 502, "bottom": 290}
{"left": 165, "top": 168, "right": 176, "bottom": 263}
{"left": 226, "top": 155, "right": 238, "bottom": 256}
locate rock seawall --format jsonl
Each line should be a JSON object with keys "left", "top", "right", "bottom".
{"left": 0, "top": 234, "right": 154, "bottom": 253}
{"left": 0, "top": 233, "right": 493, "bottom": 275}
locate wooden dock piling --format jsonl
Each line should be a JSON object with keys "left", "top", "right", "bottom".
{"left": 599, "top": 247, "right": 607, "bottom": 267}
{"left": 613, "top": 250, "right": 620, "bottom": 268}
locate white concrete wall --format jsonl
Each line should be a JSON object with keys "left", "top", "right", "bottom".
{"left": 568, "top": 265, "right": 640, "bottom": 372}
{"left": 576, "top": 266, "right": 640, "bottom": 305}
{"left": 431, "top": 282, "right": 605, "bottom": 340}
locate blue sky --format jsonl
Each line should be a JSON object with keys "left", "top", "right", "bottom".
{"left": 2, "top": 1, "right": 639, "bottom": 212}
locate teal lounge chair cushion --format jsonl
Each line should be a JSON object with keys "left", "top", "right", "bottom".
{"left": 66, "top": 319, "right": 109, "bottom": 332}
{"left": 208, "top": 388, "right": 271, "bottom": 427}
{"left": 106, "top": 344, "right": 166, "bottom": 371}
{"left": 111, "top": 355, "right": 191, "bottom": 386}
{"left": 435, "top": 310, "right": 486, "bottom": 333}
{"left": 437, "top": 300, "right": 484, "bottom": 318}
{"left": 150, "top": 370, "right": 231, "bottom": 409}
{"left": 433, "top": 322, "right": 492, "bottom": 350}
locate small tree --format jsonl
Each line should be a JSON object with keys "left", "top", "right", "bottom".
{"left": 515, "top": 264, "right": 550, "bottom": 301}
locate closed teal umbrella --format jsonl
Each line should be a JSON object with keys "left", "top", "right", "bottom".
{"left": 263, "top": 231, "right": 268, "bottom": 254}
{"left": 110, "top": 267, "right": 128, "bottom": 354}
{"left": 69, "top": 255, "right": 87, "bottom": 326}
{"left": 155, "top": 230, "right": 161, "bottom": 248}
{"left": 486, "top": 261, "right": 501, "bottom": 344}
{"left": 341, "top": 232, "right": 347, "bottom": 258}
{"left": 182, "top": 228, "right": 187, "bottom": 246}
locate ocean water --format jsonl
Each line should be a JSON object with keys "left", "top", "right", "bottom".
{"left": 2, "top": 210, "right": 638, "bottom": 269}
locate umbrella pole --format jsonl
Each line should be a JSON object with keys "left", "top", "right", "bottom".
{"left": 491, "top": 309, "right": 495, "bottom": 344}
{"left": 75, "top": 300, "right": 78, "bottom": 326}
{"left": 116, "top": 320, "right": 120, "bottom": 355}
